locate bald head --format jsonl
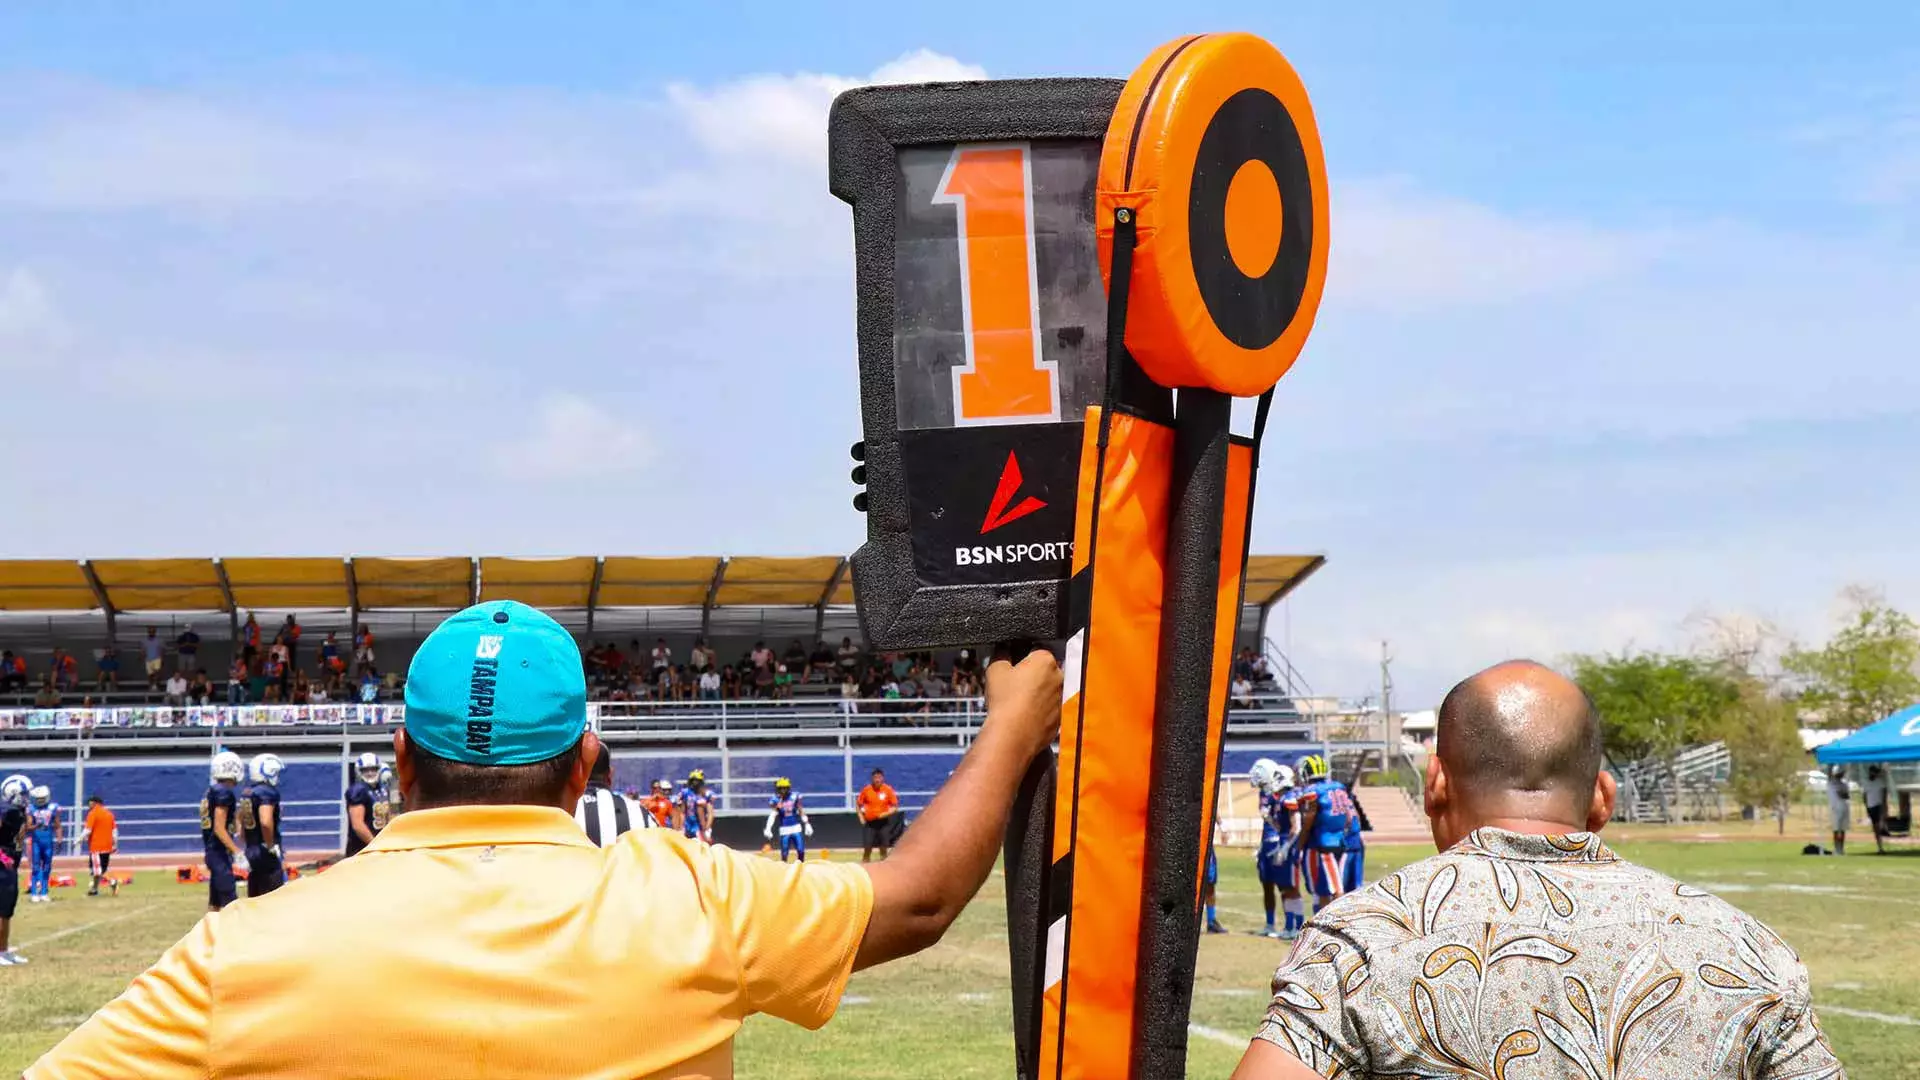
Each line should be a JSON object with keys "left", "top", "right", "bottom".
{"left": 1435, "top": 660, "right": 1604, "bottom": 822}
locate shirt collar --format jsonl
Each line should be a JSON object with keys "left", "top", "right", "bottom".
{"left": 1451, "top": 826, "right": 1617, "bottom": 864}
{"left": 364, "top": 805, "right": 595, "bottom": 853}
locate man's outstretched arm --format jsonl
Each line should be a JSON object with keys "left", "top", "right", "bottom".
{"left": 1232, "top": 1040, "right": 1326, "bottom": 1080}
{"left": 853, "top": 649, "right": 1060, "bottom": 971}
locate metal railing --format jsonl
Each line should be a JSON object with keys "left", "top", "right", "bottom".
{"left": 0, "top": 693, "right": 1377, "bottom": 742}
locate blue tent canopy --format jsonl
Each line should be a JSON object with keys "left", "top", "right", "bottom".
{"left": 1815, "top": 704, "right": 1920, "bottom": 764}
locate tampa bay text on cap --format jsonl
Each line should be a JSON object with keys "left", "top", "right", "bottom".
{"left": 404, "top": 600, "right": 588, "bottom": 766}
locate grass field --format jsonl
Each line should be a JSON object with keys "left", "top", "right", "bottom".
{"left": 3, "top": 832, "right": 1915, "bottom": 1077}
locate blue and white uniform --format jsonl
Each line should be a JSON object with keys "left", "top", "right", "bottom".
{"left": 1256, "top": 788, "right": 1298, "bottom": 890}
{"left": 1300, "top": 778, "right": 1357, "bottom": 900}
{"left": 767, "top": 791, "right": 808, "bottom": 862}
{"left": 1342, "top": 802, "right": 1367, "bottom": 894}
{"left": 678, "top": 786, "right": 711, "bottom": 841}
{"left": 26, "top": 798, "right": 59, "bottom": 899}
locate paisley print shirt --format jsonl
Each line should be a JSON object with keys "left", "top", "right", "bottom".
{"left": 1255, "top": 828, "right": 1845, "bottom": 1079}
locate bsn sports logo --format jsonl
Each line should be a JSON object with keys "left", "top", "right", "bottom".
{"left": 954, "top": 451, "right": 1071, "bottom": 567}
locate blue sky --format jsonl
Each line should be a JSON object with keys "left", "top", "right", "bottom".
{"left": 1, "top": 5, "right": 1916, "bottom": 703}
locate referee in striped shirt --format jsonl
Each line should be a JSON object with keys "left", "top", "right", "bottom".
{"left": 574, "top": 744, "right": 649, "bottom": 846}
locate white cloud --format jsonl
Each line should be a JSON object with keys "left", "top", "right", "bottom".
{"left": 1328, "top": 180, "right": 1669, "bottom": 312}
{"left": 0, "top": 268, "right": 69, "bottom": 367}
{"left": 666, "top": 49, "right": 987, "bottom": 165}
{"left": 495, "top": 394, "right": 651, "bottom": 481}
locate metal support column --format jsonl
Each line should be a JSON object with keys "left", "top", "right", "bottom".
{"left": 700, "top": 559, "right": 728, "bottom": 641}
{"left": 214, "top": 559, "right": 240, "bottom": 652}
{"left": 815, "top": 557, "right": 848, "bottom": 643}
{"left": 81, "top": 560, "right": 116, "bottom": 646}
{"left": 585, "top": 558, "right": 605, "bottom": 638}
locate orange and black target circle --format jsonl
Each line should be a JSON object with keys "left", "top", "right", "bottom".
{"left": 1097, "top": 32, "right": 1330, "bottom": 397}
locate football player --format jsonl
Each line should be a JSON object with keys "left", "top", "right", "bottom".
{"left": 1292, "top": 754, "right": 1356, "bottom": 914}
{"left": 25, "top": 785, "right": 59, "bottom": 904}
{"left": 0, "top": 774, "right": 29, "bottom": 964}
{"left": 675, "top": 770, "right": 713, "bottom": 844}
{"left": 344, "top": 752, "right": 382, "bottom": 857}
{"left": 202, "top": 751, "right": 246, "bottom": 912}
{"left": 241, "top": 754, "right": 286, "bottom": 898}
{"left": 1201, "top": 845, "right": 1227, "bottom": 935}
{"left": 762, "top": 778, "right": 813, "bottom": 863}
{"left": 1249, "top": 759, "right": 1303, "bottom": 938}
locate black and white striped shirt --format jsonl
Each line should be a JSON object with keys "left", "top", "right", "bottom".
{"left": 574, "top": 786, "right": 649, "bottom": 847}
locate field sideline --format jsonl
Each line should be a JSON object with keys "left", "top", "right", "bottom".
{"left": 2, "top": 831, "right": 1914, "bottom": 1077}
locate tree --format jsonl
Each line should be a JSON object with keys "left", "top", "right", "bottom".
{"left": 1718, "top": 684, "right": 1804, "bottom": 833}
{"left": 1567, "top": 651, "right": 1740, "bottom": 765}
{"left": 1782, "top": 588, "right": 1920, "bottom": 730}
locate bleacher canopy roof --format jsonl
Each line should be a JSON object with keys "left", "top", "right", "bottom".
{"left": 0, "top": 553, "right": 1323, "bottom": 615}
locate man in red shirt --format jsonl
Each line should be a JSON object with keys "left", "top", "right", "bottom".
{"left": 856, "top": 768, "right": 900, "bottom": 863}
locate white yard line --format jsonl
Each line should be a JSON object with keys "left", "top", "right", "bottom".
{"left": 1188, "top": 1022, "right": 1250, "bottom": 1048}
{"left": 18, "top": 906, "right": 148, "bottom": 949}
{"left": 1824, "top": 1005, "right": 1920, "bottom": 1028}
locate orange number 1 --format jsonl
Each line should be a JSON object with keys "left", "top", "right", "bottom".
{"left": 935, "top": 143, "right": 1060, "bottom": 425}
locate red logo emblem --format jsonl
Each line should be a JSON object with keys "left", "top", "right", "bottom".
{"left": 980, "top": 451, "right": 1047, "bottom": 534}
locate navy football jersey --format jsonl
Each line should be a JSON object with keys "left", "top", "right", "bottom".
{"left": 345, "top": 781, "right": 377, "bottom": 853}
{"left": 241, "top": 783, "right": 280, "bottom": 849}
{"left": 769, "top": 793, "right": 805, "bottom": 830}
{"left": 200, "top": 784, "right": 238, "bottom": 847}
{"left": 1260, "top": 790, "right": 1294, "bottom": 844}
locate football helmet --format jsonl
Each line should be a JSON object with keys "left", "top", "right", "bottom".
{"left": 1273, "top": 764, "right": 1296, "bottom": 792}
{"left": 248, "top": 753, "right": 284, "bottom": 786}
{"left": 355, "top": 751, "right": 382, "bottom": 785}
{"left": 1248, "top": 758, "right": 1282, "bottom": 793}
{"left": 1297, "top": 754, "right": 1329, "bottom": 781}
{"left": 774, "top": 777, "right": 792, "bottom": 792}
{"left": 212, "top": 751, "right": 246, "bottom": 783}
{"left": 377, "top": 765, "right": 394, "bottom": 789}
{"left": 1, "top": 774, "right": 29, "bottom": 807}
{"left": 28, "top": 785, "right": 51, "bottom": 807}
{"left": 687, "top": 769, "right": 706, "bottom": 787}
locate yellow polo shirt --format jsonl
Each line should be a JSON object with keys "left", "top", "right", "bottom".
{"left": 29, "top": 805, "right": 874, "bottom": 1079}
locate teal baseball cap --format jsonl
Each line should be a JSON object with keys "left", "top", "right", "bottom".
{"left": 404, "top": 600, "right": 587, "bottom": 766}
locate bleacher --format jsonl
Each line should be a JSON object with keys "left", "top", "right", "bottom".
{"left": 0, "top": 550, "right": 1327, "bottom": 725}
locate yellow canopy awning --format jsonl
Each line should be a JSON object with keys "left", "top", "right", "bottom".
{"left": 222, "top": 557, "right": 351, "bottom": 610}
{"left": 0, "top": 560, "right": 97, "bottom": 611}
{"left": 89, "top": 558, "right": 225, "bottom": 612}
{"left": 478, "top": 556, "right": 597, "bottom": 608}
{"left": 714, "top": 556, "right": 844, "bottom": 607}
{"left": 351, "top": 557, "right": 473, "bottom": 609}
{"left": 1243, "top": 554, "right": 1326, "bottom": 607}
{"left": 597, "top": 557, "right": 722, "bottom": 608}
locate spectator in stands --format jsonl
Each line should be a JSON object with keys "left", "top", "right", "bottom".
{"left": 1233, "top": 646, "right": 1255, "bottom": 682}
{"left": 262, "top": 647, "right": 286, "bottom": 704}
{"left": 750, "top": 640, "right": 773, "bottom": 674}
{"left": 808, "top": 640, "right": 836, "bottom": 683}
{"left": 188, "top": 671, "right": 213, "bottom": 707}
{"left": 289, "top": 671, "right": 311, "bottom": 706}
{"left": 359, "top": 671, "right": 380, "bottom": 704}
{"left": 650, "top": 637, "right": 672, "bottom": 679}
{"left": 690, "top": 637, "right": 714, "bottom": 674}
{"left": 142, "top": 628, "right": 164, "bottom": 689}
{"left": 1231, "top": 673, "right": 1254, "bottom": 710}
{"left": 51, "top": 648, "right": 78, "bottom": 692}
{"left": 782, "top": 640, "right": 808, "bottom": 677}
{"left": 176, "top": 624, "right": 201, "bottom": 674}
{"left": 309, "top": 679, "right": 330, "bottom": 705}
{"left": 698, "top": 666, "right": 721, "bottom": 701}
{"left": 836, "top": 636, "right": 863, "bottom": 678}
{"left": 34, "top": 676, "right": 61, "bottom": 709}
{"left": 0, "top": 650, "right": 25, "bottom": 692}
{"left": 605, "top": 641, "right": 627, "bottom": 684}
{"left": 953, "top": 647, "right": 979, "bottom": 685}
{"left": 226, "top": 655, "right": 249, "bottom": 705}
{"left": 164, "top": 670, "right": 189, "bottom": 707}
{"left": 96, "top": 645, "right": 120, "bottom": 691}
{"left": 889, "top": 651, "right": 912, "bottom": 682}
{"left": 774, "top": 663, "right": 796, "bottom": 701}
{"left": 840, "top": 671, "right": 861, "bottom": 715}
{"left": 753, "top": 659, "right": 775, "bottom": 699}
{"left": 355, "top": 623, "right": 376, "bottom": 675}
{"left": 318, "top": 632, "right": 343, "bottom": 678}
{"left": 918, "top": 666, "right": 947, "bottom": 710}
{"left": 276, "top": 615, "right": 302, "bottom": 668}
{"left": 242, "top": 611, "right": 261, "bottom": 655}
